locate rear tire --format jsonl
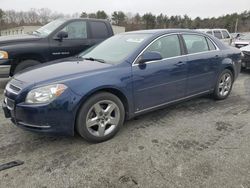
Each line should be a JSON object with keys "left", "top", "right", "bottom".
{"left": 14, "top": 60, "right": 41, "bottom": 75}
{"left": 213, "top": 69, "right": 233, "bottom": 100}
{"left": 76, "top": 92, "right": 125, "bottom": 143}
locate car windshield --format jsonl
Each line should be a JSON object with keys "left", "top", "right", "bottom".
{"left": 34, "top": 19, "right": 65, "bottom": 37}
{"left": 240, "top": 34, "right": 250, "bottom": 40}
{"left": 80, "top": 34, "right": 151, "bottom": 64}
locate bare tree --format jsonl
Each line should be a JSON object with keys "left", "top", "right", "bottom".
{"left": 38, "top": 8, "right": 52, "bottom": 24}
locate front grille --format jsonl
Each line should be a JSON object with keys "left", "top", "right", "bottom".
{"left": 6, "top": 83, "right": 21, "bottom": 95}
{"left": 9, "top": 84, "right": 21, "bottom": 93}
{"left": 4, "top": 97, "right": 15, "bottom": 110}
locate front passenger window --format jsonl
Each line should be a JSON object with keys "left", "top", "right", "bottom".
{"left": 145, "top": 35, "right": 181, "bottom": 59}
{"left": 61, "top": 21, "right": 87, "bottom": 39}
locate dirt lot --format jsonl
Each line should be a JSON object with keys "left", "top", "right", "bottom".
{"left": 0, "top": 72, "right": 250, "bottom": 188}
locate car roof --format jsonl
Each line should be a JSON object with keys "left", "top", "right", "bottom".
{"left": 196, "top": 28, "right": 229, "bottom": 32}
{"left": 121, "top": 28, "right": 229, "bottom": 50}
{"left": 124, "top": 29, "right": 206, "bottom": 35}
{"left": 56, "top": 18, "right": 110, "bottom": 23}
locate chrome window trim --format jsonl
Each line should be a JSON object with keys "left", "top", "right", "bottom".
{"left": 132, "top": 32, "right": 220, "bottom": 67}
{"left": 181, "top": 32, "right": 220, "bottom": 51}
{"left": 6, "top": 83, "right": 22, "bottom": 95}
{"left": 132, "top": 33, "right": 181, "bottom": 66}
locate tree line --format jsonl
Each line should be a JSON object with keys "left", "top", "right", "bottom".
{"left": 0, "top": 8, "right": 249, "bottom": 32}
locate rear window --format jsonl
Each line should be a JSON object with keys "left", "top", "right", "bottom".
{"left": 222, "top": 30, "right": 230, "bottom": 39}
{"left": 90, "top": 22, "right": 109, "bottom": 39}
{"left": 214, "top": 30, "right": 223, "bottom": 39}
{"left": 182, "top": 34, "right": 209, "bottom": 54}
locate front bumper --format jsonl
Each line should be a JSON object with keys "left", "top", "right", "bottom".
{"left": 2, "top": 100, "right": 11, "bottom": 118}
{"left": 0, "top": 59, "right": 11, "bottom": 78}
{"left": 2, "top": 89, "right": 81, "bottom": 136}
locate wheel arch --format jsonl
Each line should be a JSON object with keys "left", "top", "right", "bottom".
{"left": 10, "top": 53, "right": 46, "bottom": 76}
{"left": 224, "top": 65, "right": 235, "bottom": 82}
{"left": 74, "top": 86, "right": 131, "bottom": 128}
{"left": 220, "top": 57, "right": 236, "bottom": 82}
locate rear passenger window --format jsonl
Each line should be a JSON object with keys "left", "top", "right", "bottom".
{"left": 145, "top": 35, "right": 181, "bottom": 58}
{"left": 206, "top": 38, "right": 216, "bottom": 50}
{"left": 182, "top": 34, "right": 209, "bottom": 54}
{"left": 213, "top": 30, "right": 223, "bottom": 39}
{"left": 90, "top": 22, "right": 109, "bottom": 39}
{"left": 222, "top": 30, "right": 230, "bottom": 39}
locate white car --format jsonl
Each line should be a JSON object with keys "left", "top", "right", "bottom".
{"left": 234, "top": 33, "right": 250, "bottom": 49}
{"left": 240, "top": 45, "right": 250, "bottom": 69}
{"left": 197, "top": 29, "right": 232, "bottom": 46}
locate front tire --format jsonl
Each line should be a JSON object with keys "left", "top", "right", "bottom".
{"left": 76, "top": 92, "right": 125, "bottom": 143}
{"left": 213, "top": 69, "right": 233, "bottom": 100}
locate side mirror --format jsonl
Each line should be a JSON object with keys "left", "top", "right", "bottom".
{"left": 55, "top": 31, "right": 68, "bottom": 41}
{"left": 138, "top": 51, "right": 163, "bottom": 64}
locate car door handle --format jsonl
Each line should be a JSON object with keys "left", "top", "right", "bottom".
{"left": 175, "top": 61, "right": 185, "bottom": 66}
{"left": 215, "top": 55, "right": 219, "bottom": 58}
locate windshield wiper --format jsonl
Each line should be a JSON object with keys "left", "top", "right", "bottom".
{"left": 83, "top": 57, "right": 106, "bottom": 64}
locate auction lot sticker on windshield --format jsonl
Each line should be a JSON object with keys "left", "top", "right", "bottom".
{"left": 126, "top": 38, "right": 145, "bottom": 43}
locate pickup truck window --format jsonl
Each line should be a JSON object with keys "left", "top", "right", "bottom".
{"left": 35, "top": 19, "right": 65, "bottom": 36}
{"left": 222, "top": 30, "right": 230, "bottom": 39}
{"left": 214, "top": 30, "right": 223, "bottom": 39}
{"left": 61, "top": 21, "right": 87, "bottom": 39}
{"left": 90, "top": 22, "right": 109, "bottom": 39}
{"left": 206, "top": 31, "right": 212, "bottom": 35}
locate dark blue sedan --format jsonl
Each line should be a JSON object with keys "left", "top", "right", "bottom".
{"left": 2, "top": 29, "right": 242, "bottom": 142}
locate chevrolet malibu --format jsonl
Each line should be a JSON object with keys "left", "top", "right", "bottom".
{"left": 2, "top": 29, "right": 242, "bottom": 142}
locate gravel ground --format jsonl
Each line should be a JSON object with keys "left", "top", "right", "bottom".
{"left": 0, "top": 72, "right": 250, "bottom": 188}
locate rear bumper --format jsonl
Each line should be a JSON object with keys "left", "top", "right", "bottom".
{"left": 0, "top": 59, "right": 11, "bottom": 78}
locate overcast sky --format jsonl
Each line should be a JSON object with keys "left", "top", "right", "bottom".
{"left": 0, "top": 0, "right": 249, "bottom": 18}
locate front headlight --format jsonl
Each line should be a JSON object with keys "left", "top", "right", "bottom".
{"left": 25, "top": 84, "right": 68, "bottom": 104}
{"left": 0, "top": 51, "right": 9, "bottom": 59}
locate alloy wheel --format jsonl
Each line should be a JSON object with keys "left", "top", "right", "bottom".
{"left": 218, "top": 72, "right": 232, "bottom": 97}
{"left": 86, "top": 100, "right": 120, "bottom": 137}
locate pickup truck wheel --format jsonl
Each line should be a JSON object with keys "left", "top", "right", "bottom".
{"left": 213, "top": 69, "right": 233, "bottom": 100}
{"left": 14, "top": 60, "right": 41, "bottom": 75}
{"left": 76, "top": 92, "right": 125, "bottom": 143}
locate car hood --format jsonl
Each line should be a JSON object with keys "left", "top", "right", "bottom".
{"left": 0, "top": 34, "right": 42, "bottom": 45}
{"left": 13, "top": 59, "right": 112, "bottom": 86}
{"left": 240, "top": 45, "right": 250, "bottom": 52}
